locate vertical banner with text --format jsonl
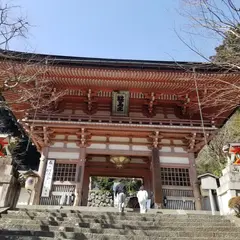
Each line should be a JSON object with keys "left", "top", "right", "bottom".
{"left": 41, "top": 159, "right": 55, "bottom": 197}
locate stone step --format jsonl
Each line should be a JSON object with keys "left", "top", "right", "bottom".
{"left": 0, "top": 229, "right": 239, "bottom": 240}
{"left": 10, "top": 209, "right": 224, "bottom": 220}
{"left": 0, "top": 220, "right": 240, "bottom": 233}
{"left": 1, "top": 235, "right": 239, "bottom": 240}
{"left": 0, "top": 237, "right": 54, "bottom": 240}
{"left": 0, "top": 215, "right": 232, "bottom": 227}
{"left": 1, "top": 223, "right": 240, "bottom": 237}
{"left": 1, "top": 209, "right": 238, "bottom": 240}
{"left": 4, "top": 211, "right": 227, "bottom": 222}
{"left": 0, "top": 218, "right": 235, "bottom": 229}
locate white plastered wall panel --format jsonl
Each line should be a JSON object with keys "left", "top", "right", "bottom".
{"left": 159, "top": 147, "right": 172, "bottom": 153}
{"left": 68, "top": 135, "right": 78, "bottom": 140}
{"left": 66, "top": 143, "right": 78, "bottom": 148}
{"left": 159, "top": 156, "right": 189, "bottom": 164}
{"left": 173, "top": 140, "right": 183, "bottom": 145}
{"left": 54, "top": 135, "right": 65, "bottom": 140}
{"left": 161, "top": 139, "right": 171, "bottom": 144}
{"left": 132, "top": 145, "right": 151, "bottom": 151}
{"left": 51, "top": 142, "right": 64, "bottom": 148}
{"left": 109, "top": 137, "right": 129, "bottom": 142}
{"left": 48, "top": 152, "right": 79, "bottom": 159}
{"left": 91, "top": 136, "right": 107, "bottom": 141}
{"left": 88, "top": 144, "right": 107, "bottom": 149}
{"left": 109, "top": 144, "right": 130, "bottom": 150}
{"left": 132, "top": 145, "right": 151, "bottom": 152}
{"left": 174, "top": 147, "right": 187, "bottom": 153}
{"left": 132, "top": 138, "right": 148, "bottom": 143}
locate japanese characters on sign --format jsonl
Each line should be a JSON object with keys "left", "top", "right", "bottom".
{"left": 112, "top": 91, "right": 129, "bottom": 116}
{"left": 41, "top": 159, "right": 55, "bottom": 197}
{"left": 117, "top": 95, "right": 125, "bottom": 112}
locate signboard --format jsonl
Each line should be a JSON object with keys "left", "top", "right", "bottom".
{"left": 41, "top": 159, "right": 55, "bottom": 197}
{"left": 112, "top": 91, "right": 129, "bottom": 116}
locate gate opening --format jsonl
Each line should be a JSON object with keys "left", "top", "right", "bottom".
{"left": 87, "top": 176, "right": 144, "bottom": 208}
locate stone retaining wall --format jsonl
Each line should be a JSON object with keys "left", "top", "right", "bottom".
{"left": 0, "top": 157, "right": 20, "bottom": 208}
{"left": 87, "top": 190, "right": 140, "bottom": 208}
{"left": 87, "top": 190, "right": 113, "bottom": 207}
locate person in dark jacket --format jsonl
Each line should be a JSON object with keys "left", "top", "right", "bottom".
{"left": 115, "top": 179, "right": 127, "bottom": 213}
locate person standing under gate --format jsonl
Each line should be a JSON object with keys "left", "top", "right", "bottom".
{"left": 137, "top": 186, "right": 148, "bottom": 214}
{"left": 112, "top": 179, "right": 120, "bottom": 208}
{"left": 115, "top": 179, "right": 127, "bottom": 213}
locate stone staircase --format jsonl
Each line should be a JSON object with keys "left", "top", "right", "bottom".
{"left": 0, "top": 208, "right": 239, "bottom": 239}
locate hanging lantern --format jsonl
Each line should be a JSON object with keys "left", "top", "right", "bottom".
{"left": 110, "top": 156, "right": 130, "bottom": 168}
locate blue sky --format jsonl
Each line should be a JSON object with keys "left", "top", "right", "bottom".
{"left": 10, "top": 0, "right": 220, "bottom": 62}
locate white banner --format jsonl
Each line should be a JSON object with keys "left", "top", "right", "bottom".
{"left": 41, "top": 159, "right": 55, "bottom": 197}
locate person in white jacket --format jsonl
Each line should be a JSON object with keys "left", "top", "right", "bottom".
{"left": 137, "top": 185, "right": 148, "bottom": 214}
{"left": 112, "top": 180, "right": 120, "bottom": 208}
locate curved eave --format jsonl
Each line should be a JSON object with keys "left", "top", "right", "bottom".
{"left": 0, "top": 59, "right": 239, "bottom": 92}
{"left": 0, "top": 49, "right": 237, "bottom": 73}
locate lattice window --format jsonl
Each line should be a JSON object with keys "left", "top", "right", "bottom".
{"left": 161, "top": 167, "right": 190, "bottom": 186}
{"left": 53, "top": 163, "right": 77, "bottom": 182}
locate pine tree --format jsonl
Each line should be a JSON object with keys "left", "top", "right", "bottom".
{"left": 0, "top": 107, "right": 40, "bottom": 171}
{"left": 211, "top": 24, "right": 240, "bottom": 66}
{"left": 11, "top": 138, "right": 40, "bottom": 171}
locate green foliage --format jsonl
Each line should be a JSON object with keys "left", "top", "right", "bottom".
{"left": 229, "top": 196, "right": 240, "bottom": 217}
{"left": 211, "top": 24, "right": 240, "bottom": 66}
{"left": 0, "top": 108, "right": 40, "bottom": 170}
{"left": 121, "top": 179, "right": 142, "bottom": 194}
{"left": 91, "top": 177, "right": 142, "bottom": 194}
{"left": 197, "top": 110, "right": 240, "bottom": 177}
{"left": 91, "top": 177, "right": 114, "bottom": 191}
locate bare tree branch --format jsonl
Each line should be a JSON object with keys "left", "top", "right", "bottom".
{"left": 0, "top": 2, "right": 65, "bottom": 116}
{"left": 179, "top": 0, "right": 240, "bottom": 175}
{"left": 178, "top": 0, "right": 240, "bottom": 117}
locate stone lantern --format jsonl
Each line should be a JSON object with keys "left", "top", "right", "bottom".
{"left": 20, "top": 170, "right": 40, "bottom": 192}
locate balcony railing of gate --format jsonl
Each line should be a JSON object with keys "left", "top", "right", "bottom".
{"left": 26, "top": 113, "right": 215, "bottom": 128}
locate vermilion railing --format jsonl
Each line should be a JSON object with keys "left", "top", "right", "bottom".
{"left": 26, "top": 113, "right": 215, "bottom": 128}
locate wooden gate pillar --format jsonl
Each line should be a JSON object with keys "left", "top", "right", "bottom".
{"left": 34, "top": 147, "right": 49, "bottom": 204}
{"left": 189, "top": 152, "right": 202, "bottom": 210}
{"left": 143, "top": 171, "right": 152, "bottom": 196}
{"left": 151, "top": 147, "right": 163, "bottom": 208}
{"left": 74, "top": 147, "right": 86, "bottom": 206}
{"left": 81, "top": 171, "right": 90, "bottom": 206}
